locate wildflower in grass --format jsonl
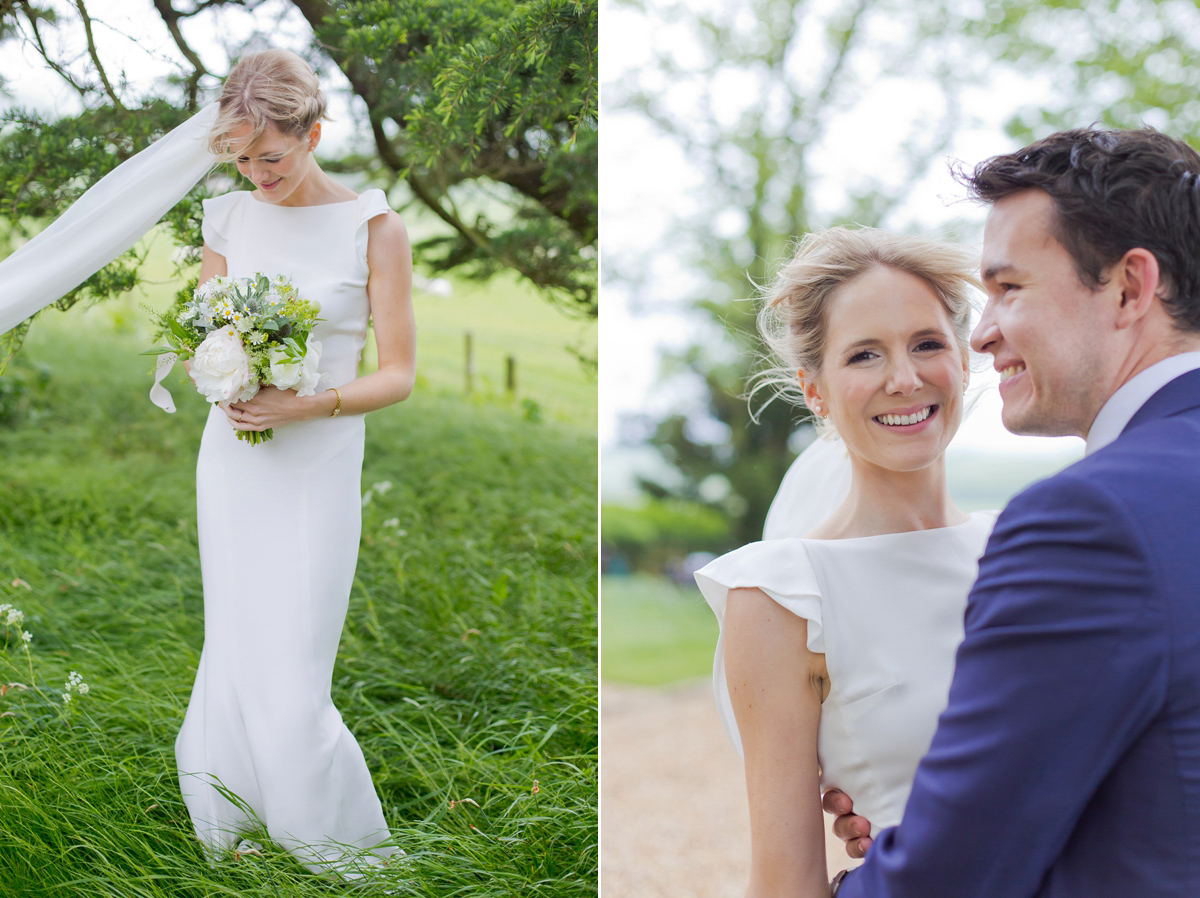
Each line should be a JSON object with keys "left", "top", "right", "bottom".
{"left": 1, "top": 608, "right": 36, "bottom": 685}
{"left": 361, "top": 481, "right": 394, "bottom": 507}
{"left": 382, "top": 518, "right": 399, "bottom": 529}
{"left": 61, "top": 670, "right": 90, "bottom": 708}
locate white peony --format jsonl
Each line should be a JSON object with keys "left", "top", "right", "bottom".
{"left": 267, "top": 340, "right": 322, "bottom": 396}
{"left": 191, "top": 325, "right": 258, "bottom": 403}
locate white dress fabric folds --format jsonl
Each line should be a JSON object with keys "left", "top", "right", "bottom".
{"left": 175, "top": 189, "right": 394, "bottom": 874}
{"left": 694, "top": 512, "right": 996, "bottom": 833}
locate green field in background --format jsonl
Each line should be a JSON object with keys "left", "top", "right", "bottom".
{"left": 601, "top": 574, "right": 717, "bottom": 686}
{"left": 78, "top": 223, "right": 596, "bottom": 432}
{"left": 0, "top": 286, "right": 597, "bottom": 896}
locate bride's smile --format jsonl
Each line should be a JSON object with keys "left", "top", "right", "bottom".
{"left": 873, "top": 403, "right": 937, "bottom": 428}
{"left": 802, "top": 264, "right": 968, "bottom": 476}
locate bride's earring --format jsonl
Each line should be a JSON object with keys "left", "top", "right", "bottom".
{"left": 799, "top": 371, "right": 828, "bottom": 419}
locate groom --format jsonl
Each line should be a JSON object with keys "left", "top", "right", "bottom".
{"left": 830, "top": 128, "right": 1200, "bottom": 896}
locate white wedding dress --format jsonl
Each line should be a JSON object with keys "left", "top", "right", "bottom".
{"left": 695, "top": 511, "right": 996, "bottom": 833}
{"left": 174, "top": 188, "right": 395, "bottom": 873}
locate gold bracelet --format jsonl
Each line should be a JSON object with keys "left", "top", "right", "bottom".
{"left": 329, "top": 386, "right": 342, "bottom": 418}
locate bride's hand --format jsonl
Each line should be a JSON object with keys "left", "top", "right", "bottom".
{"left": 222, "top": 386, "right": 310, "bottom": 431}
{"left": 823, "top": 788, "right": 874, "bottom": 858}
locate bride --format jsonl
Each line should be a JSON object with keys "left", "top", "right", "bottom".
{"left": 695, "top": 227, "right": 993, "bottom": 897}
{"left": 168, "top": 49, "right": 415, "bottom": 875}
{"left": 0, "top": 48, "right": 411, "bottom": 878}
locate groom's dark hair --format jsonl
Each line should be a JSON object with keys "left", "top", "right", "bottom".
{"left": 958, "top": 127, "right": 1200, "bottom": 332}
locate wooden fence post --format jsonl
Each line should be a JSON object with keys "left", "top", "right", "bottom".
{"left": 506, "top": 355, "right": 517, "bottom": 396}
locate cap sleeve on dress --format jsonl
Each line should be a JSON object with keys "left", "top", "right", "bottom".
{"left": 694, "top": 539, "right": 823, "bottom": 758}
{"left": 354, "top": 188, "right": 392, "bottom": 270}
{"left": 695, "top": 539, "right": 824, "bottom": 652}
{"left": 201, "top": 192, "right": 242, "bottom": 257}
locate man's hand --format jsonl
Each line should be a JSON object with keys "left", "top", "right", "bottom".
{"left": 823, "top": 789, "right": 873, "bottom": 859}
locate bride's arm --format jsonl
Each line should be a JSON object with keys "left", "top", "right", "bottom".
{"left": 725, "top": 587, "right": 831, "bottom": 898}
{"left": 227, "top": 212, "right": 416, "bottom": 429}
{"left": 322, "top": 209, "right": 416, "bottom": 413}
{"left": 200, "top": 243, "right": 227, "bottom": 282}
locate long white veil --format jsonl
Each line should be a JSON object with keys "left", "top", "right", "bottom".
{"left": 762, "top": 434, "right": 853, "bottom": 539}
{"left": 0, "top": 102, "right": 219, "bottom": 336}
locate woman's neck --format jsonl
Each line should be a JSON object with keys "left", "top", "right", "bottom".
{"left": 807, "top": 452, "right": 968, "bottom": 539}
{"left": 268, "top": 162, "right": 357, "bottom": 207}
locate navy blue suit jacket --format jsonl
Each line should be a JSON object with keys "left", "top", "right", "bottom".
{"left": 840, "top": 369, "right": 1200, "bottom": 897}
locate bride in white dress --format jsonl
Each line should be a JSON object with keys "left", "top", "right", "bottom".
{"left": 694, "top": 228, "right": 993, "bottom": 897}
{"left": 172, "top": 49, "right": 415, "bottom": 875}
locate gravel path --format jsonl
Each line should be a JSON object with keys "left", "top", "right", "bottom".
{"left": 601, "top": 679, "right": 858, "bottom": 897}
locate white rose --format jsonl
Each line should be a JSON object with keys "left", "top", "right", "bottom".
{"left": 267, "top": 342, "right": 320, "bottom": 395}
{"left": 267, "top": 347, "right": 303, "bottom": 390}
{"left": 191, "top": 325, "right": 258, "bottom": 403}
{"left": 294, "top": 341, "right": 322, "bottom": 396}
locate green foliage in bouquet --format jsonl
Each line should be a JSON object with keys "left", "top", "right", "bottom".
{"left": 144, "top": 274, "right": 322, "bottom": 445}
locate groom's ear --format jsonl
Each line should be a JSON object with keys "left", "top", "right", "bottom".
{"left": 1113, "top": 248, "right": 1163, "bottom": 329}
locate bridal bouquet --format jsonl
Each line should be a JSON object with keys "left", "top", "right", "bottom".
{"left": 147, "top": 274, "right": 322, "bottom": 445}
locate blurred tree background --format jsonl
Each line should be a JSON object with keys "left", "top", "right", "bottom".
{"left": 601, "top": 0, "right": 1200, "bottom": 683}
{"left": 0, "top": 0, "right": 597, "bottom": 370}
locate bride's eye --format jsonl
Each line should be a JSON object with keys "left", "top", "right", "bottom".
{"left": 915, "top": 339, "right": 947, "bottom": 352}
{"left": 847, "top": 349, "right": 877, "bottom": 364}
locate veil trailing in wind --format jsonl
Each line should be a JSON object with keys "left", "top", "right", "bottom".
{"left": 0, "top": 102, "right": 220, "bottom": 338}
{"left": 762, "top": 434, "right": 854, "bottom": 539}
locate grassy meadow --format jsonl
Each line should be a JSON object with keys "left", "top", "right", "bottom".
{"left": 0, "top": 265, "right": 597, "bottom": 896}
{"left": 600, "top": 576, "right": 716, "bottom": 687}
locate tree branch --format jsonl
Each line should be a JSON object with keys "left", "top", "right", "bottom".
{"left": 361, "top": 109, "right": 520, "bottom": 279}
{"left": 24, "top": 5, "right": 90, "bottom": 98}
{"left": 792, "top": 0, "right": 872, "bottom": 151}
{"left": 150, "top": 0, "right": 211, "bottom": 109}
{"left": 74, "top": 0, "right": 125, "bottom": 111}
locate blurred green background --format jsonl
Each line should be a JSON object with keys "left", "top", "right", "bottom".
{"left": 600, "top": 0, "right": 1195, "bottom": 688}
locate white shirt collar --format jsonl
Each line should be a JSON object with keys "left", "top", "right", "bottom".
{"left": 1085, "top": 351, "right": 1200, "bottom": 455}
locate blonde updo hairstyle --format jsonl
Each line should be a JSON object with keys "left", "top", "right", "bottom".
{"left": 755, "top": 227, "right": 979, "bottom": 434}
{"left": 208, "top": 49, "right": 327, "bottom": 158}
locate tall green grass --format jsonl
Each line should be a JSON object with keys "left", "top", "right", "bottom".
{"left": 0, "top": 314, "right": 597, "bottom": 896}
